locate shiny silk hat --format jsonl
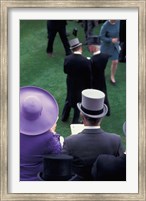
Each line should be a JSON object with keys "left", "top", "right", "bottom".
{"left": 77, "top": 89, "right": 108, "bottom": 118}
{"left": 20, "top": 86, "right": 59, "bottom": 135}
{"left": 69, "top": 38, "right": 82, "bottom": 50}
{"left": 38, "top": 154, "right": 73, "bottom": 181}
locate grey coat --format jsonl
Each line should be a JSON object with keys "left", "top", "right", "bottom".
{"left": 100, "top": 20, "right": 120, "bottom": 60}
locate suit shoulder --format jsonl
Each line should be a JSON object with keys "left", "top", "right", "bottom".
{"left": 64, "top": 133, "right": 83, "bottom": 142}
{"left": 104, "top": 132, "right": 121, "bottom": 140}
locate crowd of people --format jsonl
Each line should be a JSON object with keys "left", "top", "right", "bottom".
{"left": 20, "top": 20, "right": 126, "bottom": 181}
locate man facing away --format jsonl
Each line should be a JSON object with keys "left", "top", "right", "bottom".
{"left": 91, "top": 121, "right": 126, "bottom": 181}
{"left": 87, "top": 35, "right": 111, "bottom": 116}
{"left": 61, "top": 38, "right": 92, "bottom": 124}
{"left": 62, "top": 89, "right": 124, "bottom": 180}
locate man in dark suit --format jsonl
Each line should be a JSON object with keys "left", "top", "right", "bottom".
{"left": 119, "top": 20, "right": 126, "bottom": 62}
{"left": 46, "top": 20, "right": 71, "bottom": 56}
{"left": 61, "top": 38, "right": 92, "bottom": 124}
{"left": 91, "top": 122, "right": 126, "bottom": 181}
{"left": 62, "top": 89, "right": 124, "bottom": 180}
{"left": 87, "top": 35, "right": 110, "bottom": 116}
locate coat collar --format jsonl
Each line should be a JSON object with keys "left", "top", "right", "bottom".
{"left": 82, "top": 128, "right": 103, "bottom": 134}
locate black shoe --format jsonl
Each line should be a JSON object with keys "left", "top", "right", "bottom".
{"left": 110, "top": 79, "right": 116, "bottom": 85}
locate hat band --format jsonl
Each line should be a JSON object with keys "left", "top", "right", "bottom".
{"left": 71, "top": 43, "right": 80, "bottom": 48}
{"left": 81, "top": 105, "right": 103, "bottom": 116}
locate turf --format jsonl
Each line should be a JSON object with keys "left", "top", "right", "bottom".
{"left": 20, "top": 20, "right": 126, "bottom": 148}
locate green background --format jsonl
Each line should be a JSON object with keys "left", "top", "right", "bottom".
{"left": 20, "top": 20, "right": 126, "bottom": 148}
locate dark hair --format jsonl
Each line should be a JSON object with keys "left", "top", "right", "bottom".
{"left": 72, "top": 45, "right": 82, "bottom": 52}
{"left": 84, "top": 115, "right": 101, "bottom": 126}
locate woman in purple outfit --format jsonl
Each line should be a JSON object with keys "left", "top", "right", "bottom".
{"left": 20, "top": 86, "right": 62, "bottom": 181}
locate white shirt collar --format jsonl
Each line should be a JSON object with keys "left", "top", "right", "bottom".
{"left": 93, "top": 50, "right": 101, "bottom": 55}
{"left": 84, "top": 126, "right": 100, "bottom": 129}
{"left": 74, "top": 51, "right": 82, "bottom": 55}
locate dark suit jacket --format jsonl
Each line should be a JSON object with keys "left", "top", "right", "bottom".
{"left": 91, "top": 153, "right": 126, "bottom": 181}
{"left": 64, "top": 54, "right": 91, "bottom": 107}
{"left": 91, "top": 53, "right": 109, "bottom": 93}
{"left": 62, "top": 128, "right": 124, "bottom": 180}
{"left": 91, "top": 53, "right": 110, "bottom": 113}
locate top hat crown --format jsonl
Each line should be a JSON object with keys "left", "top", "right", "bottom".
{"left": 77, "top": 89, "right": 108, "bottom": 118}
{"left": 69, "top": 38, "right": 82, "bottom": 50}
{"left": 38, "top": 154, "right": 73, "bottom": 181}
{"left": 86, "top": 35, "right": 101, "bottom": 45}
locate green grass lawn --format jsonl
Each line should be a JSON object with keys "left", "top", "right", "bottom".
{"left": 20, "top": 20, "right": 126, "bottom": 148}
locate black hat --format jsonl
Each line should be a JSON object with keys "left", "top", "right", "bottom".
{"left": 86, "top": 35, "right": 101, "bottom": 45}
{"left": 38, "top": 154, "right": 73, "bottom": 181}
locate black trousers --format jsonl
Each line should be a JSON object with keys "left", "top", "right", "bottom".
{"left": 61, "top": 100, "right": 80, "bottom": 124}
{"left": 46, "top": 25, "right": 71, "bottom": 55}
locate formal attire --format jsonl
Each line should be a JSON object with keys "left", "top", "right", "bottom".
{"left": 20, "top": 131, "right": 61, "bottom": 181}
{"left": 46, "top": 20, "right": 71, "bottom": 56}
{"left": 62, "top": 52, "right": 92, "bottom": 123}
{"left": 62, "top": 127, "right": 124, "bottom": 180}
{"left": 90, "top": 51, "right": 110, "bottom": 115}
{"left": 83, "top": 20, "right": 96, "bottom": 40}
{"left": 91, "top": 153, "right": 126, "bottom": 181}
{"left": 119, "top": 20, "right": 126, "bottom": 62}
{"left": 100, "top": 20, "right": 120, "bottom": 60}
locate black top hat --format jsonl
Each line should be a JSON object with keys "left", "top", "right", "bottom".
{"left": 38, "top": 154, "right": 73, "bottom": 181}
{"left": 86, "top": 35, "right": 101, "bottom": 45}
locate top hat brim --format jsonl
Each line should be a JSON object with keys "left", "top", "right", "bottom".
{"left": 77, "top": 103, "right": 108, "bottom": 118}
{"left": 37, "top": 172, "right": 72, "bottom": 181}
{"left": 70, "top": 43, "right": 82, "bottom": 50}
{"left": 20, "top": 86, "right": 59, "bottom": 135}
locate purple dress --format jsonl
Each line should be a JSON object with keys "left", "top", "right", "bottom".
{"left": 20, "top": 131, "right": 61, "bottom": 181}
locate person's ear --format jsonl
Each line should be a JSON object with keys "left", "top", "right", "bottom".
{"left": 81, "top": 114, "right": 86, "bottom": 122}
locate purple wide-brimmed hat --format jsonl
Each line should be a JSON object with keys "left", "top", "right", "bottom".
{"left": 20, "top": 86, "right": 59, "bottom": 135}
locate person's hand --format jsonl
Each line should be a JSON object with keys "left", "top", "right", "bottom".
{"left": 50, "top": 116, "right": 59, "bottom": 134}
{"left": 60, "top": 136, "right": 64, "bottom": 147}
{"left": 112, "top": 38, "right": 118, "bottom": 43}
{"left": 50, "top": 123, "right": 57, "bottom": 134}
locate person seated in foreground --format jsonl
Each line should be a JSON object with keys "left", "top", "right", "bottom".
{"left": 91, "top": 122, "right": 126, "bottom": 181}
{"left": 20, "top": 86, "right": 63, "bottom": 181}
{"left": 62, "top": 89, "right": 124, "bottom": 180}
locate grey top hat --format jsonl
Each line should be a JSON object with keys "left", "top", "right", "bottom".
{"left": 86, "top": 35, "right": 101, "bottom": 45}
{"left": 69, "top": 38, "right": 82, "bottom": 50}
{"left": 77, "top": 89, "right": 108, "bottom": 118}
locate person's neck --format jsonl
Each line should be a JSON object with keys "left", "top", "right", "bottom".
{"left": 93, "top": 50, "right": 100, "bottom": 55}
{"left": 84, "top": 122, "right": 100, "bottom": 127}
{"left": 74, "top": 50, "right": 82, "bottom": 54}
